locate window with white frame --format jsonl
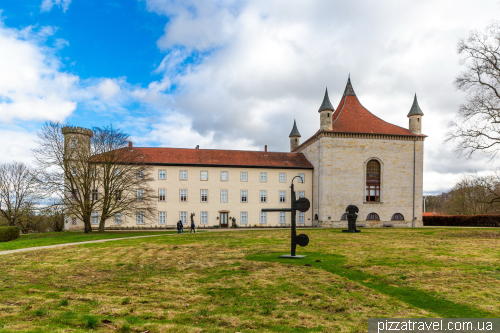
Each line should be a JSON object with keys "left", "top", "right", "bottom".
{"left": 260, "top": 172, "right": 267, "bottom": 182}
{"left": 298, "top": 212, "right": 305, "bottom": 224}
{"left": 279, "top": 190, "right": 286, "bottom": 203}
{"left": 180, "top": 189, "right": 187, "bottom": 202}
{"left": 91, "top": 211, "right": 99, "bottom": 224}
{"left": 298, "top": 173, "right": 305, "bottom": 183}
{"left": 221, "top": 171, "right": 228, "bottom": 181}
{"left": 115, "top": 169, "right": 121, "bottom": 177}
{"left": 137, "top": 189, "right": 144, "bottom": 201}
{"left": 279, "top": 212, "right": 286, "bottom": 224}
{"left": 260, "top": 190, "right": 267, "bottom": 203}
{"left": 241, "top": 190, "right": 248, "bottom": 203}
{"left": 241, "top": 172, "right": 248, "bottom": 182}
{"left": 136, "top": 211, "right": 145, "bottom": 224}
{"left": 201, "top": 211, "right": 208, "bottom": 224}
{"left": 201, "top": 171, "right": 208, "bottom": 181}
{"left": 159, "top": 189, "right": 166, "bottom": 201}
{"left": 221, "top": 190, "right": 228, "bottom": 203}
{"left": 70, "top": 140, "right": 77, "bottom": 149}
{"left": 279, "top": 173, "right": 286, "bottom": 183}
{"left": 241, "top": 211, "right": 248, "bottom": 224}
{"left": 159, "top": 212, "right": 166, "bottom": 224}
{"left": 180, "top": 211, "right": 187, "bottom": 224}
{"left": 71, "top": 167, "right": 77, "bottom": 176}
{"left": 92, "top": 189, "right": 98, "bottom": 201}
{"left": 201, "top": 189, "right": 208, "bottom": 202}
{"left": 159, "top": 170, "right": 166, "bottom": 180}
{"left": 114, "top": 213, "right": 122, "bottom": 224}
{"left": 260, "top": 211, "right": 267, "bottom": 224}
{"left": 137, "top": 170, "right": 144, "bottom": 179}
{"left": 298, "top": 191, "right": 305, "bottom": 199}
{"left": 180, "top": 170, "right": 187, "bottom": 180}
{"left": 115, "top": 189, "right": 122, "bottom": 201}
{"left": 92, "top": 168, "right": 98, "bottom": 178}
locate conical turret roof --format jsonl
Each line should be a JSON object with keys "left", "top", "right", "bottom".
{"left": 343, "top": 74, "right": 356, "bottom": 96}
{"left": 289, "top": 119, "right": 301, "bottom": 137}
{"left": 407, "top": 94, "right": 424, "bottom": 117}
{"left": 318, "top": 88, "right": 334, "bottom": 112}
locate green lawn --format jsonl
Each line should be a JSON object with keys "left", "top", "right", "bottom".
{"left": 0, "top": 231, "right": 177, "bottom": 251}
{"left": 0, "top": 228, "right": 499, "bottom": 332}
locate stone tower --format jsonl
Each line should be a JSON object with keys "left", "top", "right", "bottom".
{"left": 289, "top": 119, "right": 301, "bottom": 151}
{"left": 61, "top": 126, "right": 93, "bottom": 158}
{"left": 318, "top": 88, "right": 334, "bottom": 131}
{"left": 407, "top": 94, "right": 424, "bottom": 134}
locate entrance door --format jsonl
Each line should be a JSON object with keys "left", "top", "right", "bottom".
{"left": 220, "top": 212, "right": 228, "bottom": 228}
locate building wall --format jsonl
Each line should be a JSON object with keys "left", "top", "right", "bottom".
{"left": 66, "top": 166, "right": 313, "bottom": 230}
{"left": 297, "top": 134, "right": 424, "bottom": 228}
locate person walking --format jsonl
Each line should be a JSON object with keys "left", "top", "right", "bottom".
{"left": 177, "top": 220, "right": 183, "bottom": 234}
{"left": 190, "top": 220, "right": 196, "bottom": 233}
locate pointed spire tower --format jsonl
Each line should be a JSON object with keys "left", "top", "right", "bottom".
{"left": 289, "top": 119, "right": 301, "bottom": 151}
{"left": 407, "top": 94, "right": 424, "bottom": 134}
{"left": 343, "top": 74, "right": 356, "bottom": 96}
{"left": 318, "top": 88, "right": 334, "bottom": 131}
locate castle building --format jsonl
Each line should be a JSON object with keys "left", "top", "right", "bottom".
{"left": 64, "top": 76, "right": 425, "bottom": 230}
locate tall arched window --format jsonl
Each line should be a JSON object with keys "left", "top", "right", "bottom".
{"left": 366, "top": 160, "right": 380, "bottom": 202}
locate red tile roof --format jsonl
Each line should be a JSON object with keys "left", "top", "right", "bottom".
{"left": 119, "top": 147, "right": 313, "bottom": 169}
{"left": 330, "top": 94, "right": 422, "bottom": 136}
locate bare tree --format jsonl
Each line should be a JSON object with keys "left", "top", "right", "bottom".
{"left": 447, "top": 22, "right": 500, "bottom": 158}
{"left": 92, "top": 126, "right": 156, "bottom": 232}
{"left": 0, "top": 162, "right": 41, "bottom": 227}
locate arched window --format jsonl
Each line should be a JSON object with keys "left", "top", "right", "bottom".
{"left": 391, "top": 213, "right": 404, "bottom": 220}
{"left": 366, "top": 212, "right": 380, "bottom": 220}
{"left": 341, "top": 213, "right": 347, "bottom": 220}
{"left": 366, "top": 160, "right": 380, "bottom": 202}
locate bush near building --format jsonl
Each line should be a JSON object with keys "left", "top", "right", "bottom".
{"left": 0, "top": 226, "right": 21, "bottom": 242}
{"left": 424, "top": 215, "right": 500, "bottom": 227}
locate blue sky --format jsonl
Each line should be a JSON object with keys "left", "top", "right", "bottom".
{"left": 1, "top": 0, "right": 500, "bottom": 194}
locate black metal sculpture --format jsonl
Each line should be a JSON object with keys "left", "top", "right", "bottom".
{"left": 342, "top": 205, "right": 361, "bottom": 233}
{"left": 262, "top": 175, "right": 310, "bottom": 258}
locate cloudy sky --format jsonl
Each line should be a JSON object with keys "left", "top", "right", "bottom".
{"left": 1, "top": 0, "right": 499, "bottom": 194}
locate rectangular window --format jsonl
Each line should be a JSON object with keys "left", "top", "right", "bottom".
{"left": 279, "top": 212, "right": 286, "bottom": 224}
{"left": 159, "top": 189, "right": 166, "bottom": 202}
{"left": 221, "top": 189, "right": 228, "bottom": 203}
{"left": 115, "top": 189, "right": 122, "bottom": 201}
{"left": 180, "top": 211, "right": 187, "bottom": 224}
{"left": 241, "top": 190, "right": 248, "bottom": 203}
{"left": 92, "top": 168, "right": 98, "bottom": 178}
{"left": 260, "top": 211, "right": 267, "bottom": 224}
{"left": 279, "top": 173, "right": 286, "bottom": 183}
{"left": 201, "top": 211, "right": 208, "bottom": 224}
{"left": 92, "top": 189, "right": 98, "bottom": 201}
{"left": 137, "top": 170, "right": 144, "bottom": 179}
{"left": 298, "top": 191, "right": 305, "bottom": 199}
{"left": 221, "top": 171, "right": 228, "bottom": 181}
{"left": 240, "top": 211, "right": 248, "bottom": 224}
{"left": 136, "top": 212, "right": 145, "bottom": 224}
{"left": 115, "top": 169, "right": 121, "bottom": 177}
{"left": 366, "top": 185, "right": 380, "bottom": 202}
{"left": 70, "top": 140, "right": 77, "bottom": 149}
{"left": 241, "top": 172, "right": 248, "bottom": 182}
{"left": 180, "top": 170, "right": 187, "bottom": 180}
{"left": 159, "top": 170, "right": 166, "bottom": 180}
{"left": 137, "top": 189, "right": 144, "bottom": 201}
{"left": 260, "top": 172, "right": 267, "bottom": 182}
{"left": 279, "top": 190, "right": 286, "bottom": 203}
{"left": 71, "top": 168, "right": 77, "bottom": 176}
{"left": 180, "top": 189, "right": 187, "bottom": 202}
{"left": 260, "top": 190, "right": 267, "bottom": 203}
{"left": 201, "top": 171, "right": 208, "bottom": 181}
{"left": 201, "top": 189, "right": 208, "bottom": 202}
{"left": 298, "top": 212, "right": 305, "bottom": 224}
{"left": 91, "top": 211, "right": 99, "bottom": 225}
{"left": 159, "top": 212, "right": 166, "bottom": 224}
{"left": 114, "top": 213, "right": 122, "bottom": 224}
{"left": 298, "top": 173, "right": 305, "bottom": 183}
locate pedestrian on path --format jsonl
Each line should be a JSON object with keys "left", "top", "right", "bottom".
{"left": 177, "top": 220, "right": 183, "bottom": 234}
{"left": 190, "top": 220, "right": 196, "bottom": 233}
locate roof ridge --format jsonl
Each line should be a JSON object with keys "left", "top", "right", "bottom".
{"left": 132, "top": 147, "right": 304, "bottom": 154}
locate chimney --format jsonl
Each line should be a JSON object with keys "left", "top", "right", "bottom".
{"left": 265, "top": 145, "right": 267, "bottom": 153}
{"left": 195, "top": 145, "right": 199, "bottom": 149}
{"left": 128, "top": 141, "right": 133, "bottom": 150}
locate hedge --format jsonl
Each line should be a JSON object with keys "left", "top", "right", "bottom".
{"left": 423, "top": 215, "right": 500, "bottom": 227}
{"left": 0, "top": 226, "right": 21, "bottom": 242}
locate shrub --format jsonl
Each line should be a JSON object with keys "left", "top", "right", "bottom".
{"left": 423, "top": 215, "right": 500, "bottom": 227}
{"left": 0, "top": 226, "right": 20, "bottom": 242}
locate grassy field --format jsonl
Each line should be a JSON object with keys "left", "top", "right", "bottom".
{"left": 0, "top": 228, "right": 499, "bottom": 332}
{"left": 0, "top": 231, "right": 178, "bottom": 252}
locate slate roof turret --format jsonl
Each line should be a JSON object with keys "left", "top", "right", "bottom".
{"left": 407, "top": 94, "right": 424, "bottom": 117}
{"left": 289, "top": 119, "right": 301, "bottom": 137}
{"left": 318, "top": 88, "right": 335, "bottom": 112}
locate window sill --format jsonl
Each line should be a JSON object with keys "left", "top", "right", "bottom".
{"left": 363, "top": 201, "right": 384, "bottom": 204}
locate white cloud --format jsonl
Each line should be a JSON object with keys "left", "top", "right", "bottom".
{"left": 40, "top": 0, "right": 72, "bottom": 13}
